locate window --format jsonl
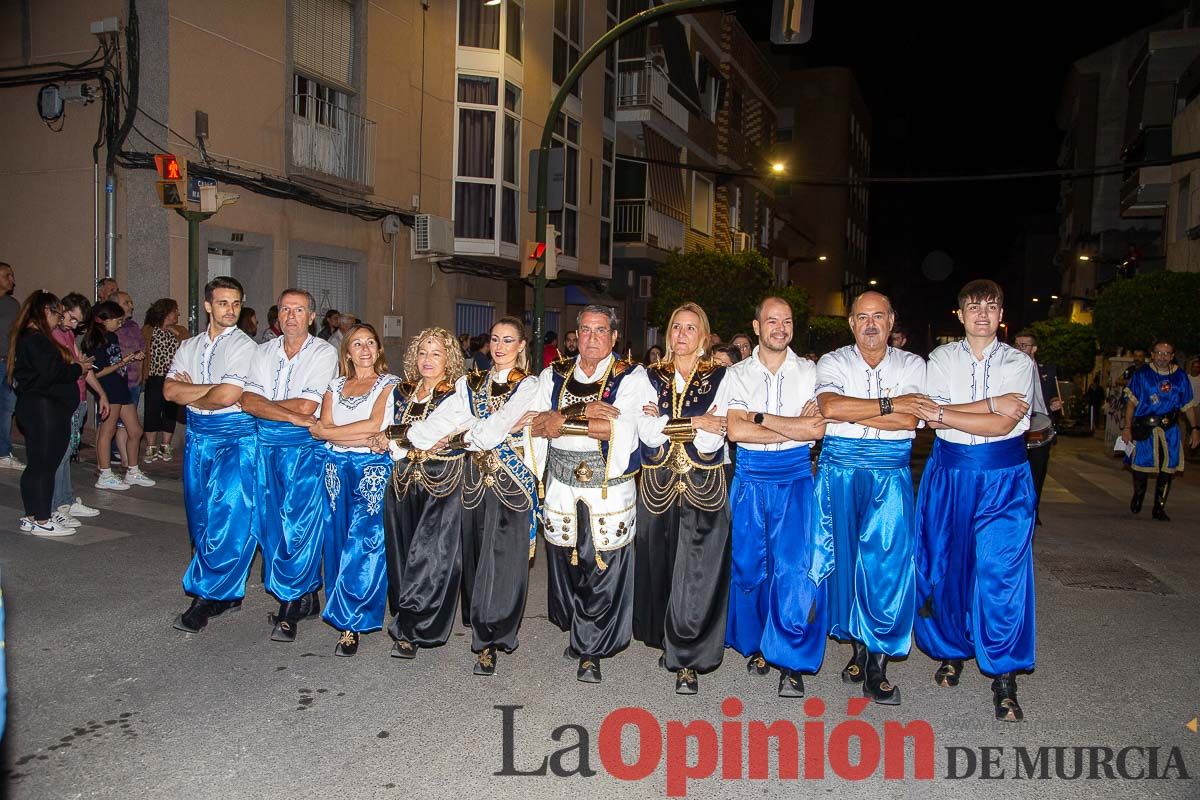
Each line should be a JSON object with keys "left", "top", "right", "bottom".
{"left": 293, "top": 74, "right": 347, "bottom": 128}
{"left": 550, "top": 112, "right": 581, "bottom": 257}
{"left": 292, "top": 0, "right": 355, "bottom": 91}
{"left": 691, "top": 173, "right": 713, "bottom": 235}
{"left": 506, "top": 0, "right": 523, "bottom": 60}
{"left": 603, "top": 2, "right": 618, "bottom": 120}
{"left": 599, "top": 138, "right": 614, "bottom": 266}
{"left": 296, "top": 254, "right": 356, "bottom": 318}
{"left": 553, "top": 0, "right": 583, "bottom": 98}
{"left": 729, "top": 184, "right": 741, "bottom": 231}
{"left": 695, "top": 53, "right": 725, "bottom": 123}
{"left": 455, "top": 75, "right": 499, "bottom": 239}
{"left": 638, "top": 275, "right": 652, "bottom": 298}
{"left": 502, "top": 83, "right": 522, "bottom": 244}
{"left": 1177, "top": 175, "right": 1190, "bottom": 242}
{"left": 459, "top": 0, "right": 500, "bottom": 49}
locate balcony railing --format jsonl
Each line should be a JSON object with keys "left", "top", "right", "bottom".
{"left": 614, "top": 199, "right": 685, "bottom": 252}
{"left": 291, "top": 92, "right": 376, "bottom": 189}
{"left": 616, "top": 60, "right": 690, "bottom": 132}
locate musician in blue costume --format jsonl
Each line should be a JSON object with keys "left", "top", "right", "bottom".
{"left": 913, "top": 279, "right": 1037, "bottom": 722}
{"left": 408, "top": 317, "right": 543, "bottom": 676}
{"left": 531, "top": 305, "right": 653, "bottom": 684}
{"left": 1120, "top": 338, "right": 1199, "bottom": 522}
{"left": 814, "top": 291, "right": 930, "bottom": 705}
{"left": 165, "top": 277, "right": 260, "bottom": 634}
{"left": 634, "top": 302, "right": 734, "bottom": 695}
{"left": 240, "top": 289, "right": 337, "bottom": 643}
{"left": 372, "top": 327, "right": 467, "bottom": 659}
{"left": 724, "top": 296, "right": 828, "bottom": 698}
{"left": 311, "top": 323, "right": 400, "bottom": 656}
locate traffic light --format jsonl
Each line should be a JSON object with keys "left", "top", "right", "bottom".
{"left": 154, "top": 153, "right": 185, "bottom": 208}
{"left": 771, "top": 0, "right": 814, "bottom": 45}
{"left": 521, "top": 225, "right": 560, "bottom": 279}
{"left": 522, "top": 241, "right": 547, "bottom": 278}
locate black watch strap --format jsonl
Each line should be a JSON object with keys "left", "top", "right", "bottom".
{"left": 753, "top": 412, "right": 765, "bottom": 425}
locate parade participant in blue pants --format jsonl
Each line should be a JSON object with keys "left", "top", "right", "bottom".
{"left": 312, "top": 323, "right": 400, "bottom": 657}
{"left": 725, "top": 296, "right": 828, "bottom": 698}
{"left": 1120, "top": 338, "right": 1199, "bottom": 522}
{"left": 815, "top": 290, "right": 931, "bottom": 705}
{"left": 240, "top": 289, "right": 338, "bottom": 643}
{"left": 914, "top": 279, "right": 1037, "bottom": 722}
{"left": 166, "top": 277, "right": 260, "bottom": 634}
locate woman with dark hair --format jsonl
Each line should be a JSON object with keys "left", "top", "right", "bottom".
{"left": 50, "top": 293, "right": 108, "bottom": 527}
{"left": 319, "top": 309, "right": 340, "bottom": 341}
{"left": 236, "top": 307, "right": 258, "bottom": 338}
{"left": 643, "top": 344, "right": 664, "bottom": 366}
{"left": 9, "top": 290, "right": 88, "bottom": 535}
{"left": 142, "top": 298, "right": 184, "bottom": 463}
{"left": 371, "top": 327, "right": 467, "bottom": 659}
{"left": 82, "top": 300, "right": 153, "bottom": 490}
{"left": 407, "top": 316, "right": 543, "bottom": 676}
{"left": 311, "top": 323, "right": 401, "bottom": 656}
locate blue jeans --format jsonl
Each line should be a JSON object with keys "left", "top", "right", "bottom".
{"left": 0, "top": 358, "right": 15, "bottom": 457}
{"left": 53, "top": 400, "right": 87, "bottom": 510}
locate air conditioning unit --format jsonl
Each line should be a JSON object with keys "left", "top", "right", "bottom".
{"left": 731, "top": 230, "right": 750, "bottom": 253}
{"left": 413, "top": 214, "right": 453, "bottom": 256}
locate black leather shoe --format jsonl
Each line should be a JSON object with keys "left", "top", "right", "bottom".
{"left": 778, "top": 670, "right": 804, "bottom": 698}
{"left": 474, "top": 646, "right": 497, "bottom": 676}
{"left": 270, "top": 599, "right": 304, "bottom": 643}
{"left": 675, "top": 668, "right": 698, "bottom": 695}
{"left": 334, "top": 630, "right": 360, "bottom": 657}
{"left": 577, "top": 657, "right": 602, "bottom": 684}
{"left": 297, "top": 590, "right": 322, "bottom": 619}
{"left": 863, "top": 653, "right": 901, "bottom": 705}
{"left": 934, "top": 659, "right": 964, "bottom": 688}
{"left": 841, "top": 641, "right": 867, "bottom": 684}
{"left": 391, "top": 639, "right": 417, "bottom": 659}
{"left": 991, "top": 673, "right": 1023, "bottom": 722}
{"left": 173, "top": 597, "right": 241, "bottom": 633}
{"left": 747, "top": 654, "right": 771, "bottom": 676}
{"left": 563, "top": 644, "right": 579, "bottom": 662}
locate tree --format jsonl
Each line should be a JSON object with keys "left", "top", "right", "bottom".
{"left": 1026, "top": 317, "right": 1096, "bottom": 377}
{"left": 805, "top": 314, "right": 854, "bottom": 355}
{"left": 1093, "top": 271, "right": 1200, "bottom": 353}
{"left": 649, "top": 249, "right": 810, "bottom": 339}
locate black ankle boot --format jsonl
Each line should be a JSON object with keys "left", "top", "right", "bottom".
{"left": 863, "top": 652, "right": 900, "bottom": 705}
{"left": 1152, "top": 474, "right": 1172, "bottom": 521}
{"left": 173, "top": 597, "right": 241, "bottom": 633}
{"left": 991, "top": 673, "right": 1023, "bottom": 721}
{"left": 841, "top": 641, "right": 867, "bottom": 684}
{"left": 1131, "top": 473, "right": 1148, "bottom": 514}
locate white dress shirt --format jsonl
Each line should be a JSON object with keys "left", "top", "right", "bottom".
{"left": 816, "top": 345, "right": 927, "bottom": 440}
{"left": 326, "top": 373, "right": 401, "bottom": 453}
{"left": 166, "top": 324, "right": 258, "bottom": 415}
{"left": 408, "top": 367, "right": 543, "bottom": 453}
{"left": 638, "top": 366, "right": 734, "bottom": 454}
{"left": 244, "top": 334, "right": 339, "bottom": 413}
{"left": 926, "top": 338, "right": 1036, "bottom": 445}
{"left": 726, "top": 346, "right": 818, "bottom": 451}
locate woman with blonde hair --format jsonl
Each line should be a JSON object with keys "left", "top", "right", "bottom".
{"left": 371, "top": 327, "right": 468, "bottom": 659}
{"left": 634, "top": 302, "right": 734, "bottom": 694}
{"left": 406, "top": 316, "right": 544, "bottom": 676}
{"left": 311, "top": 323, "right": 400, "bottom": 656}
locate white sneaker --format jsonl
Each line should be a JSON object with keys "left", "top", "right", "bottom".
{"left": 19, "top": 516, "right": 34, "bottom": 532}
{"left": 95, "top": 473, "right": 130, "bottom": 491}
{"left": 125, "top": 469, "right": 156, "bottom": 487}
{"left": 25, "top": 518, "right": 75, "bottom": 537}
{"left": 0, "top": 455, "right": 24, "bottom": 470}
{"left": 52, "top": 511, "right": 82, "bottom": 528}
{"left": 66, "top": 498, "right": 100, "bottom": 517}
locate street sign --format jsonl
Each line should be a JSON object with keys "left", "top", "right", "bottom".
{"left": 528, "top": 148, "right": 566, "bottom": 212}
{"left": 188, "top": 176, "right": 217, "bottom": 203}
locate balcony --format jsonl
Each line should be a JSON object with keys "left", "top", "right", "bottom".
{"left": 617, "top": 60, "right": 690, "bottom": 134}
{"left": 1120, "top": 165, "right": 1170, "bottom": 217}
{"left": 290, "top": 92, "right": 376, "bottom": 190}
{"left": 613, "top": 199, "right": 685, "bottom": 260}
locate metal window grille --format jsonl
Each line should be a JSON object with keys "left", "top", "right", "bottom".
{"left": 295, "top": 254, "right": 356, "bottom": 319}
{"left": 456, "top": 301, "right": 495, "bottom": 338}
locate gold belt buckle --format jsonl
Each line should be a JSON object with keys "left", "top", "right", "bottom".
{"left": 573, "top": 460, "right": 595, "bottom": 483}
{"left": 668, "top": 447, "right": 693, "bottom": 476}
{"left": 408, "top": 448, "right": 429, "bottom": 464}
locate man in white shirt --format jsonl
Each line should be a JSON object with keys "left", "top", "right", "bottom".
{"left": 241, "top": 289, "right": 339, "bottom": 643}
{"left": 530, "top": 305, "right": 652, "bottom": 684}
{"left": 725, "top": 297, "right": 828, "bottom": 698}
{"left": 912, "top": 279, "right": 1036, "bottom": 723}
{"left": 815, "top": 291, "right": 932, "bottom": 706}
{"left": 164, "top": 277, "right": 261, "bottom": 634}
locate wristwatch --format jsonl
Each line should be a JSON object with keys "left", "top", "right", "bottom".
{"left": 753, "top": 412, "right": 765, "bottom": 425}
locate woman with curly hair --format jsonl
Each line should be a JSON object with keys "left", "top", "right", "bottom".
{"left": 369, "top": 327, "right": 467, "bottom": 660}
{"left": 141, "top": 298, "right": 184, "bottom": 462}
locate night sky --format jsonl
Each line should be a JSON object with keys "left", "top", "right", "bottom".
{"left": 737, "top": 0, "right": 1189, "bottom": 349}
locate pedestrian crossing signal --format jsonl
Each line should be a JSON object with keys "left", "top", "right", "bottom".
{"left": 156, "top": 181, "right": 185, "bottom": 208}
{"left": 154, "top": 154, "right": 182, "bottom": 180}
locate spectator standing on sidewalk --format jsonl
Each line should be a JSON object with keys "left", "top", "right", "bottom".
{"left": 142, "top": 299, "right": 184, "bottom": 463}
{"left": 113, "top": 292, "right": 146, "bottom": 465}
{"left": 96, "top": 277, "right": 118, "bottom": 303}
{"left": 0, "top": 263, "right": 23, "bottom": 471}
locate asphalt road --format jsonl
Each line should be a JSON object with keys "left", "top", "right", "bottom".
{"left": 1, "top": 432, "right": 1198, "bottom": 799}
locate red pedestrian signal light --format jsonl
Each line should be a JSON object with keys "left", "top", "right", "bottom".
{"left": 154, "top": 154, "right": 182, "bottom": 180}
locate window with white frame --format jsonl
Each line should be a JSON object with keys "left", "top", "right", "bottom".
{"left": 553, "top": 0, "right": 583, "bottom": 98}
{"left": 459, "top": 0, "right": 500, "bottom": 49}
{"left": 506, "top": 0, "right": 523, "bottom": 60}
{"left": 603, "top": 0, "right": 617, "bottom": 120}
{"left": 501, "top": 82, "right": 522, "bottom": 244}
{"left": 550, "top": 112, "right": 581, "bottom": 257}
{"left": 691, "top": 173, "right": 713, "bottom": 235}
{"left": 729, "top": 184, "right": 741, "bottom": 232}
{"left": 695, "top": 52, "right": 725, "bottom": 123}
{"left": 455, "top": 75, "right": 499, "bottom": 240}
{"left": 600, "top": 138, "right": 614, "bottom": 266}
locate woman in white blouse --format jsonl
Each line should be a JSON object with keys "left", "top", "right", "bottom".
{"left": 407, "top": 316, "right": 543, "bottom": 676}
{"left": 311, "top": 323, "right": 400, "bottom": 656}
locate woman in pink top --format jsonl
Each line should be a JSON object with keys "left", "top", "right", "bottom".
{"left": 51, "top": 294, "right": 110, "bottom": 526}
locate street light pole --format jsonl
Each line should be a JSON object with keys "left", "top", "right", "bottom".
{"left": 530, "top": 0, "right": 734, "bottom": 364}
{"left": 175, "top": 207, "right": 215, "bottom": 335}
